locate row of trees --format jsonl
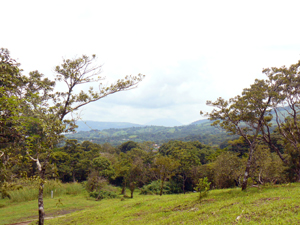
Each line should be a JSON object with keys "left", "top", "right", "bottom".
{"left": 0, "top": 48, "right": 144, "bottom": 225}
{"left": 7, "top": 138, "right": 288, "bottom": 198}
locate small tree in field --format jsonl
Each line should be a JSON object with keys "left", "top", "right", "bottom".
{"left": 195, "top": 177, "right": 211, "bottom": 204}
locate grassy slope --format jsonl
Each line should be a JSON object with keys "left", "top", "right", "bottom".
{"left": 45, "top": 184, "right": 300, "bottom": 225}
{"left": 2, "top": 184, "right": 300, "bottom": 225}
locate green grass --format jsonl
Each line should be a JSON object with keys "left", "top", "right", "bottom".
{"left": 2, "top": 183, "right": 300, "bottom": 224}
{"left": 0, "top": 193, "right": 100, "bottom": 225}
{"left": 8, "top": 180, "right": 83, "bottom": 202}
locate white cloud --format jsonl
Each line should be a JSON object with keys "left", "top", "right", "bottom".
{"left": 2, "top": 0, "right": 300, "bottom": 125}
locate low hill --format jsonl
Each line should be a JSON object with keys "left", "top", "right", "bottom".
{"left": 145, "top": 118, "right": 183, "bottom": 127}
{"left": 190, "top": 119, "right": 209, "bottom": 125}
{"left": 75, "top": 121, "right": 145, "bottom": 132}
{"left": 68, "top": 107, "right": 291, "bottom": 146}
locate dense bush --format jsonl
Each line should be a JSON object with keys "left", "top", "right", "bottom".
{"left": 140, "top": 180, "right": 168, "bottom": 195}
{"left": 140, "top": 180, "right": 182, "bottom": 195}
{"left": 89, "top": 190, "right": 118, "bottom": 200}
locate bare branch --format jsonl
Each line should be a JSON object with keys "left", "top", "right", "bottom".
{"left": 26, "top": 151, "right": 42, "bottom": 171}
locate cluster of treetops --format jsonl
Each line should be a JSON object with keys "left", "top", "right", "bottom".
{"left": 3, "top": 135, "right": 290, "bottom": 198}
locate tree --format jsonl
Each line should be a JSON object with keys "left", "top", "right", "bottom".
{"left": 259, "top": 61, "right": 300, "bottom": 181}
{"left": 126, "top": 148, "right": 149, "bottom": 198}
{"left": 118, "top": 141, "right": 140, "bottom": 153}
{"left": 92, "top": 156, "right": 115, "bottom": 179}
{"left": 2, "top": 49, "right": 144, "bottom": 225}
{"left": 0, "top": 48, "right": 31, "bottom": 199}
{"left": 114, "top": 152, "right": 131, "bottom": 196}
{"left": 203, "top": 77, "right": 281, "bottom": 190}
{"left": 152, "top": 155, "right": 180, "bottom": 196}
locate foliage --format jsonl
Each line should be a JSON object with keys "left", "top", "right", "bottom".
{"left": 118, "top": 141, "right": 140, "bottom": 153}
{"left": 92, "top": 156, "right": 115, "bottom": 179}
{"left": 212, "top": 151, "right": 245, "bottom": 188}
{"left": 85, "top": 171, "right": 108, "bottom": 193}
{"left": 249, "top": 145, "right": 287, "bottom": 184}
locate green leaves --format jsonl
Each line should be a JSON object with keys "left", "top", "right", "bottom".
{"left": 194, "top": 177, "right": 211, "bottom": 203}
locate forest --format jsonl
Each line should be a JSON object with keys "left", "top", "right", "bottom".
{"left": 2, "top": 47, "right": 300, "bottom": 224}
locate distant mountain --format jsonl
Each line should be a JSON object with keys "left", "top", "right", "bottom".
{"left": 68, "top": 107, "right": 293, "bottom": 146}
{"left": 75, "top": 121, "right": 145, "bottom": 132}
{"left": 190, "top": 119, "right": 210, "bottom": 125}
{"left": 145, "top": 118, "right": 183, "bottom": 127}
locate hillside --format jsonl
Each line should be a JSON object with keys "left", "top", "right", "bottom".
{"left": 45, "top": 184, "right": 300, "bottom": 225}
{"left": 66, "top": 121, "right": 234, "bottom": 146}
{"left": 3, "top": 184, "right": 300, "bottom": 225}
{"left": 67, "top": 107, "right": 291, "bottom": 146}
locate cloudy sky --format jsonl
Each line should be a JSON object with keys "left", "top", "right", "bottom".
{"left": 2, "top": 0, "right": 300, "bottom": 125}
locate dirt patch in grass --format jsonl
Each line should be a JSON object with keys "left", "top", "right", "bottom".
{"left": 260, "top": 197, "right": 282, "bottom": 201}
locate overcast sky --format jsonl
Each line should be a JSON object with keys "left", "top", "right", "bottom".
{"left": 2, "top": 0, "right": 300, "bottom": 125}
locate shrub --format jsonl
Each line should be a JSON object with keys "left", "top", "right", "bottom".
{"left": 195, "top": 177, "right": 211, "bottom": 203}
{"left": 85, "top": 171, "right": 108, "bottom": 192}
{"left": 140, "top": 180, "right": 170, "bottom": 195}
{"left": 89, "top": 190, "right": 118, "bottom": 200}
{"left": 212, "top": 152, "right": 244, "bottom": 188}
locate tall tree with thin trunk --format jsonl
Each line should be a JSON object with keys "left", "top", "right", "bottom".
{"left": 260, "top": 61, "right": 300, "bottom": 181}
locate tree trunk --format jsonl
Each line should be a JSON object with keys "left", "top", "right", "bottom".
{"left": 130, "top": 190, "right": 134, "bottom": 198}
{"left": 296, "top": 168, "right": 300, "bottom": 182}
{"left": 160, "top": 179, "right": 164, "bottom": 196}
{"left": 182, "top": 175, "right": 186, "bottom": 194}
{"left": 121, "top": 180, "right": 126, "bottom": 195}
{"left": 72, "top": 171, "right": 76, "bottom": 183}
{"left": 129, "top": 182, "right": 135, "bottom": 198}
{"left": 241, "top": 145, "right": 254, "bottom": 191}
{"left": 38, "top": 169, "right": 45, "bottom": 225}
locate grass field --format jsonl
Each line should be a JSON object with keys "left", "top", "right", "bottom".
{"left": 1, "top": 183, "right": 300, "bottom": 225}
